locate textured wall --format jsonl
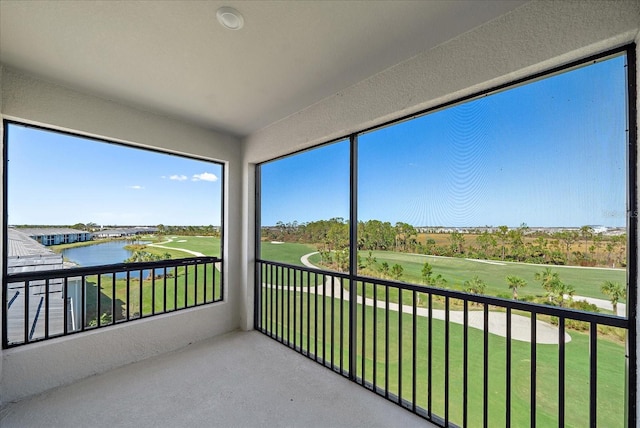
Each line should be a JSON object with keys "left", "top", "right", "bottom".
{"left": 0, "top": 68, "right": 243, "bottom": 404}
{"left": 244, "top": 1, "right": 640, "bottom": 163}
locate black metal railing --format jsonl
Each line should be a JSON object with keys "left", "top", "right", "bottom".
{"left": 3, "top": 256, "right": 222, "bottom": 348}
{"left": 256, "top": 259, "right": 632, "bottom": 428}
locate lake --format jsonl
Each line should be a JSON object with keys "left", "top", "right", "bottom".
{"left": 61, "top": 241, "right": 144, "bottom": 266}
{"left": 61, "top": 241, "right": 168, "bottom": 277}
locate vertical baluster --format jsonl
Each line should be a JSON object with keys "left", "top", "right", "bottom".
{"left": 506, "top": 307, "right": 512, "bottom": 426}
{"left": 531, "top": 312, "right": 537, "bottom": 427}
{"left": 385, "top": 285, "right": 389, "bottom": 399}
{"left": 444, "top": 296, "right": 449, "bottom": 425}
{"left": 559, "top": 317, "right": 565, "bottom": 426}
{"left": 399, "top": 288, "right": 403, "bottom": 403}
{"left": 428, "top": 293, "right": 432, "bottom": 418}
{"left": 24, "top": 281, "right": 30, "bottom": 343}
{"left": 362, "top": 281, "right": 366, "bottom": 384}
{"left": 589, "top": 322, "right": 597, "bottom": 427}
{"left": 44, "top": 278, "right": 50, "bottom": 338}
{"left": 412, "top": 290, "right": 417, "bottom": 412}
{"left": 463, "top": 299, "right": 468, "bottom": 428}
{"left": 483, "top": 303, "right": 489, "bottom": 428}
{"left": 373, "top": 282, "right": 378, "bottom": 391}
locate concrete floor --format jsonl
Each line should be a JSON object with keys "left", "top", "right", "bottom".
{"left": 0, "top": 330, "right": 434, "bottom": 428}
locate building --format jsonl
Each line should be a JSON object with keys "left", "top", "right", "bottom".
{"left": 0, "top": 1, "right": 638, "bottom": 426}
{"left": 92, "top": 227, "right": 157, "bottom": 239}
{"left": 6, "top": 228, "right": 63, "bottom": 274}
{"left": 17, "top": 227, "right": 92, "bottom": 246}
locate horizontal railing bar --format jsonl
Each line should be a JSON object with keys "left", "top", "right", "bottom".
{"left": 257, "top": 259, "right": 629, "bottom": 328}
{"left": 256, "top": 258, "right": 630, "bottom": 428}
{"left": 6, "top": 257, "right": 221, "bottom": 281}
{"left": 4, "top": 257, "right": 224, "bottom": 348}
{"left": 256, "top": 258, "right": 350, "bottom": 279}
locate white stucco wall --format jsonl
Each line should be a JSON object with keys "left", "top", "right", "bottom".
{"left": 242, "top": 0, "right": 640, "bottom": 422}
{"left": 244, "top": 1, "right": 639, "bottom": 163}
{"left": 0, "top": 67, "right": 243, "bottom": 404}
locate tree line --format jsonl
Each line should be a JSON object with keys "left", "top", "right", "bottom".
{"left": 263, "top": 218, "right": 626, "bottom": 268}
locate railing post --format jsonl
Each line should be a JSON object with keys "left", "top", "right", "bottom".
{"left": 349, "top": 133, "right": 358, "bottom": 381}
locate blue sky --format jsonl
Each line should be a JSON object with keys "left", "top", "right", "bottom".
{"left": 7, "top": 126, "right": 223, "bottom": 226}
{"left": 261, "top": 53, "right": 628, "bottom": 228}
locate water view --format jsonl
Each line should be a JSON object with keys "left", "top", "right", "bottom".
{"left": 61, "top": 241, "right": 141, "bottom": 266}
{"left": 62, "top": 240, "right": 167, "bottom": 277}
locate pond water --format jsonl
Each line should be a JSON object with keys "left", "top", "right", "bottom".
{"left": 61, "top": 241, "right": 167, "bottom": 277}
{"left": 61, "top": 241, "right": 139, "bottom": 266}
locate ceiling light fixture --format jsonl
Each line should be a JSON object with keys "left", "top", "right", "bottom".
{"left": 216, "top": 7, "right": 244, "bottom": 30}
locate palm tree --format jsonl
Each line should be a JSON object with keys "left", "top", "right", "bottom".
{"left": 506, "top": 275, "right": 527, "bottom": 300}
{"left": 601, "top": 281, "right": 626, "bottom": 315}
{"left": 534, "top": 267, "right": 559, "bottom": 295}
{"left": 553, "top": 281, "right": 575, "bottom": 307}
{"left": 464, "top": 275, "right": 486, "bottom": 295}
{"left": 580, "top": 225, "right": 593, "bottom": 252}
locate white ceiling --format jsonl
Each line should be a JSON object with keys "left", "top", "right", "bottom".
{"left": 0, "top": 0, "right": 527, "bottom": 137}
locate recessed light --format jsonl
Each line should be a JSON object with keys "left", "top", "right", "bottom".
{"left": 216, "top": 7, "right": 244, "bottom": 30}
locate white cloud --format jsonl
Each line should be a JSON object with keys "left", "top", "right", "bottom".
{"left": 192, "top": 172, "right": 218, "bottom": 182}
{"left": 129, "top": 185, "right": 144, "bottom": 190}
{"left": 169, "top": 174, "right": 188, "bottom": 181}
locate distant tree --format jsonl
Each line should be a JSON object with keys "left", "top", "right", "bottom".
{"left": 506, "top": 275, "right": 527, "bottom": 300}
{"left": 424, "top": 238, "right": 437, "bottom": 254}
{"left": 421, "top": 262, "right": 433, "bottom": 284}
{"left": 496, "top": 225, "right": 509, "bottom": 260}
{"left": 601, "top": 281, "right": 626, "bottom": 315}
{"left": 475, "top": 231, "right": 496, "bottom": 258}
{"left": 335, "top": 248, "right": 349, "bottom": 272}
{"left": 390, "top": 264, "right": 404, "bottom": 280}
{"left": 605, "top": 242, "right": 615, "bottom": 267}
{"left": 593, "top": 233, "right": 603, "bottom": 262}
{"left": 580, "top": 225, "right": 593, "bottom": 252}
{"left": 449, "top": 231, "right": 465, "bottom": 255}
{"left": 553, "top": 281, "right": 575, "bottom": 307}
{"left": 431, "top": 274, "right": 448, "bottom": 288}
{"left": 508, "top": 228, "right": 525, "bottom": 260}
{"left": 555, "top": 230, "right": 579, "bottom": 261}
{"left": 380, "top": 262, "right": 390, "bottom": 276}
{"left": 395, "top": 222, "right": 417, "bottom": 252}
{"left": 534, "top": 267, "right": 559, "bottom": 297}
{"left": 464, "top": 275, "right": 486, "bottom": 295}
{"left": 364, "top": 251, "right": 377, "bottom": 270}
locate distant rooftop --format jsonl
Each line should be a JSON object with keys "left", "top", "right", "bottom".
{"left": 95, "top": 227, "right": 158, "bottom": 235}
{"left": 8, "top": 228, "right": 57, "bottom": 258}
{"left": 17, "top": 227, "right": 91, "bottom": 236}
{"left": 7, "top": 228, "right": 63, "bottom": 273}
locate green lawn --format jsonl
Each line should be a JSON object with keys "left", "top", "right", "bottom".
{"left": 259, "top": 287, "right": 627, "bottom": 427}
{"left": 370, "top": 251, "right": 625, "bottom": 301}
{"left": 152, "top": 235, "right": 222, "bottom": 257}
{"left": 85, "top": 263, "right": 222, "bottom": 323}
{"left": 260, "top": 241, "right": 317, "bottom": 266}
{"left": 259, "top": 241, "right": 625, "bottom": 302}
{"left": 303, "top": 250, "right": 626, "bottom": 302}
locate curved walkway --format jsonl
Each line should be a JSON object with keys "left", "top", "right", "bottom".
{"left": 148, "top": 239, "right": 222, "bottom": 271}
{"left": 148, "top": 238, "right": 205, "bottom": 257}
{"left": 297, "top": 252, "right": 569, "bottom": 344}
{"left": 570, "top": 294, "right": 626, "bottom": 316}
